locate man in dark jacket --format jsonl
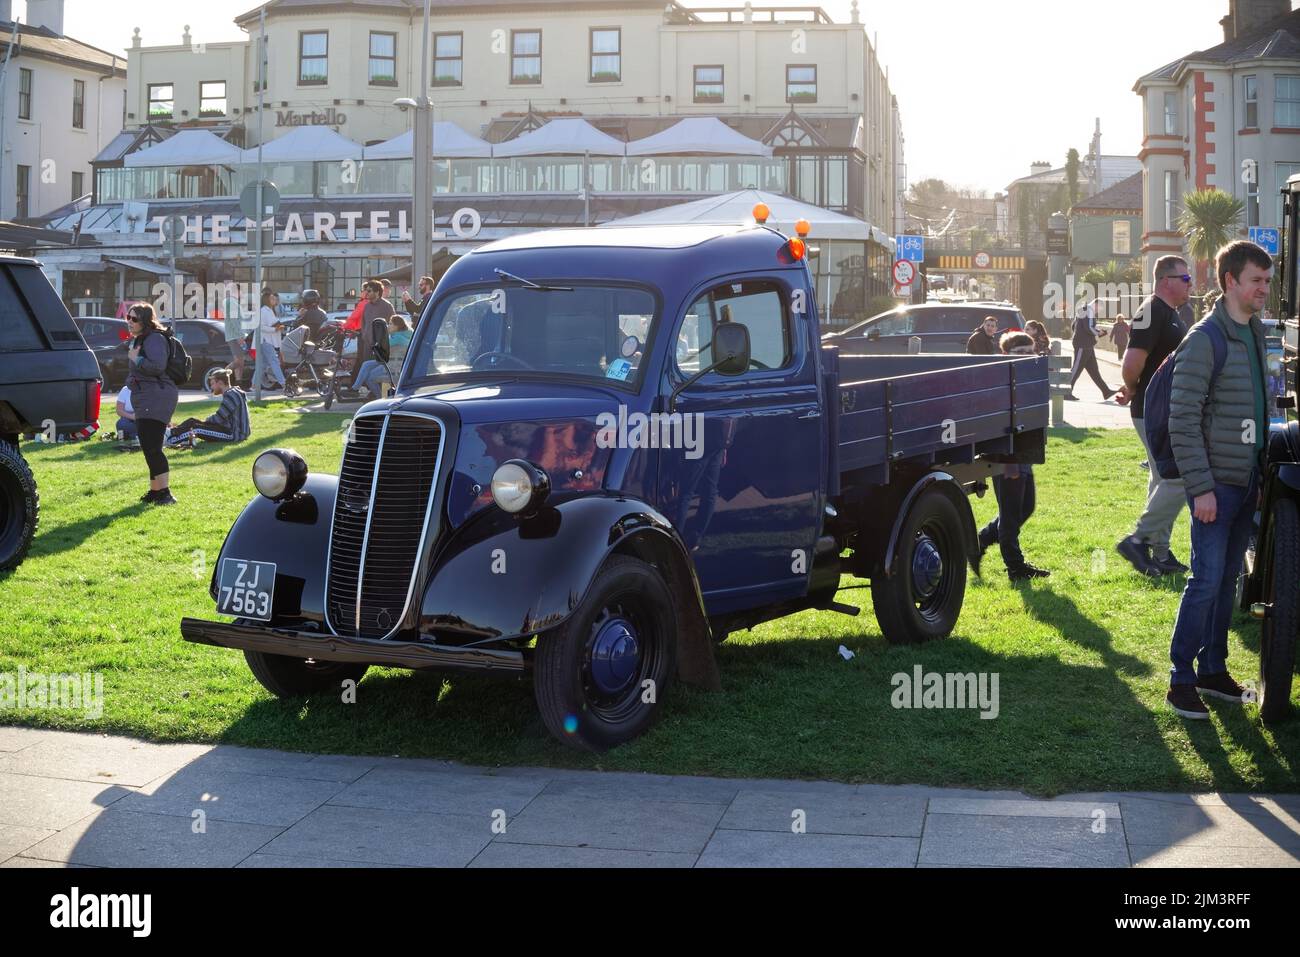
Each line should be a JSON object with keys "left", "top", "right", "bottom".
{"left": 401, "top": 275, "right": 434, "bottom": 326}
{"left": 1065, "top": 300, "right": 1117, "bottom": 401}
{"left": 1164, "top": 241, "right": 1273, "bottom": 720}
{"left": 297, "top": 289, "right": 329, "bottom": 339}
{"left": 966, "top": 316, "right": 998, "bottom": 355}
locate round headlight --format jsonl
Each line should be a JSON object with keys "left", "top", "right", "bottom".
{"left": 253, "top": 449, "right": 308, "bottom": 501}
{"left": 491, "top": 460, "right": 549, "bottom": 515}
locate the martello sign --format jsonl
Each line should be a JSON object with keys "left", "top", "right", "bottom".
{"left": 276, "top": 107, "right": 347, "bottom": 128}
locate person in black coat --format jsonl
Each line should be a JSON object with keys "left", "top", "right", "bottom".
{"left": 966, "top": 316, "right": 999, "bottom": 355}
{"left": 1065, "top": 300, "right": 1118, "bottom": 401}
{"left": 125, "top": 303, "right": 180, "bottom": 505}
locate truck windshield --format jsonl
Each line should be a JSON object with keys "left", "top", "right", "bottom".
{"left": 405, "top": 284, "right": 657, "bottom": 385}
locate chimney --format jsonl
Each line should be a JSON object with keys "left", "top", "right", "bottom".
{"left": 1031, "top": 161, "right": 1052, "bottom": 177}
{"left": 1223, "top": 0, "right": 1291, "bottom": 40}
{"left": 26, "top": 0, "right": 65, "bottom": 34}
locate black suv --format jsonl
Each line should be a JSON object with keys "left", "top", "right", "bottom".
{"left": 824, "top": 302, "right": 1026, "bottom": 354}
{"left": 0, "top": 257, "right": 101, "bottom": 571}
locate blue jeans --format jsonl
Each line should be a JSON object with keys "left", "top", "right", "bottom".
{"left": 115, "top": 417, "right": 137, "bottom": 440}
{"left": 354, "top": 360, "right": 390, "bottom": 396}
{"left": 1168, "top": 473, "right": 1258, "bottom": 686}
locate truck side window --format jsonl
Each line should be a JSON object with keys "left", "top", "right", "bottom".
{"left": 677, "top": 281, "right": 791, "bottom": 375}
{"left": 0, "top": 267, "right": 45, "bottom": 352}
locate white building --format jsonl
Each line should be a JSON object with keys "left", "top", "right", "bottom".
{"left": 1134, "top": 0, "right": 1300, "bottom": 274}
{"left": 0, "top": 0, "right": 126, "bottom": 221}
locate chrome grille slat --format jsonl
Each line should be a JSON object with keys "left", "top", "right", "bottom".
{"left": 325, "top": 412, "right": 444, "bottom": 640}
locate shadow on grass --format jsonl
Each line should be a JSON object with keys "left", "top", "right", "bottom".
{"left": 25, "top": 500, "right": 152, "bottom": 561}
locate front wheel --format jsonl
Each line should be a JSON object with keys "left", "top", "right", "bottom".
{"left": 870, "top": 488, "right": 968, "bottom": 644}
{"left": 0, "top": 441, "right": 38, "bottom": 573}
{"left": 244, "top": 649, "right": 368, "bottom": 698}
{"left": 1260, "top": 498, "right": 1298, "bottom": 724}
{"left": 534, "top": 555, "right": 676, "bottom": 751}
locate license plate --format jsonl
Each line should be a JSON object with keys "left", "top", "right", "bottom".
{"left": 216, "top": 558, "right": 276, "bottom": 621}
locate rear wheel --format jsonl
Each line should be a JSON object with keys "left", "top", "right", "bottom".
{"left": 0, "top": 440, "right": 38, "bottom": 573}
{"left": 1260, "top": 498, "right": 1298, "bottom": 724}
{"left": 282, "top": 373, "right": 300, "bottom": 398}
{"left": 534, "top": 555, "right": 676, "bottom": 751}
{"left": 244, "top": 649, "right": 368, "bottom": 698}
{"left": 870, "top": 488, "right": 968, "bottom": 644}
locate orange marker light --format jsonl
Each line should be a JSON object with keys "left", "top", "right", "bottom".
{"left": 788, "top": 238, "right": 807, "bottom": 261}
{"left": 795, "top": 219, "right": 811, "bottom": 237}
{"left": 753, "top": 203, "right": 770, "bottom": 224}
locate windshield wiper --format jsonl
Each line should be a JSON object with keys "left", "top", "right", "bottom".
{"left": 493, "top": 268, "right": 573, "bottom": 292}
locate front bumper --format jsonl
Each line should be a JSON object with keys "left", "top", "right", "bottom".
{"left": 180, "top": 617, "right": 528, "bottom": 677}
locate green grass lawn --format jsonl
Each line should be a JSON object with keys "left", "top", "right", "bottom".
{"left": 0, "top": 403, "right": 1296, "bottom": 794}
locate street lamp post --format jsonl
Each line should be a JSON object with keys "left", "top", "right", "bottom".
{"left": 410, "top": 0, "right": 433, "bottom": 290}
{"left": 252, "top": 6, "right": 268, "bottom": 402}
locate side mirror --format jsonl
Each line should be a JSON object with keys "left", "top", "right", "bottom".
{"left": 713, "top": 321, "right": 750, "bottom": 376}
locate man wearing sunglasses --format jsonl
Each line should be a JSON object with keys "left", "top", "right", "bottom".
{"left": 1115, "top": 255, "right": 1192, "bottom": 576}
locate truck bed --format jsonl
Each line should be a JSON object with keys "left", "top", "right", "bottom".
{"left": 822, "top": 349, "right": 1049, "bottom": 492}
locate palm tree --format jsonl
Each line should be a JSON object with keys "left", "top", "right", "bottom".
{"left": 1176, "top": 188, "right": 1245, "bottom": 266}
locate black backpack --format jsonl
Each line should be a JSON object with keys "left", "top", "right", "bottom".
{"left": 1142, "top": 320, "right": 1228, "bottom": 480}
{"left": 158, "top": 329, "right": 192, "bottom": 386}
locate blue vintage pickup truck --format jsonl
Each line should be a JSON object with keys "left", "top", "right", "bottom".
{"left": 181, "top": 216, "right": 1048, "bottom": 750}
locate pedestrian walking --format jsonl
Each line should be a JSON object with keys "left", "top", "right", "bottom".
{"left": 221, "top": 287, "right": 247, "bottom": 387}
{"left": 971, "top": 332, "right": 1050, "bottom": 583}
{"left": 1065, "top": 300, "right": 1118, "bottom": 400}
{"left": 258, "top": 289, "right": 286, "bottom": 390}
{"left": 1164, "top": 241, "right": 1273, "bottom": 719}
{"left": 1114, "top": 256, "right": 1192, "bottom": 575}
{"left": 124, "top": 303, "right": 179, "bottom": 505}
{"left": 1111, "top": 313, "right": 1130, "bottom": 357}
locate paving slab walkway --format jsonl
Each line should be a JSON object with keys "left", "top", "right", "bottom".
{"left": 0, "top": 728, "right": 1295, "bottom": 868}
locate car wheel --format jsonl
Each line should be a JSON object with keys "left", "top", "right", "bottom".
{"left": 870, "top": 488, "right": 968, "bottom": 644}
{"left": 1260, "top": 498, "right": 1298, "bottom": 724}
{"left": 201, "top": 365, "right": 228, "bottom": 394}
{"left": 0, "top": 440, "right": 38, "bottom": 573}
{"left": 243, "top": 649, "right": 368, "bottom": 698}
{"left": 534, "top": 555, "right": 676, "bottom": 752}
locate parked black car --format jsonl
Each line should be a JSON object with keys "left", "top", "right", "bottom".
{"left": 83, "top": 316, "right": 238, "bottom": 391}
{"left": 0, "top": 257, "right": 101, "bottom": 571}
{"left": 824, "top": 302, "right": 1027, "bottom": 354}
{"left": 71, "top": 316, "right": 132, "bottom": 390}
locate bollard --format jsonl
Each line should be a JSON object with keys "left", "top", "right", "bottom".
{"left": 908, "top": 336, "right": 922, "bottom": 355}
{"left": 1049, "top": 340, "right": 1065, "bottom": 426}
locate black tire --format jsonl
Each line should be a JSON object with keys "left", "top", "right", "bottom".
{"left": 1260, "top": 498, "right": 1298, "bottom": 724}
{"left": 870, "top": 488, "right": 968, "bottom": 644}
{"left": 283, "top": 373, "right": 300, "bottom": 398}
{"left": 0, "top": 440, "right": 38, "bottom": 573}
{"left": 322, "top": 381, "right": 336, "bottom": 410}
{"left": 243, "top": 649, "right": 368, "bottom": 698}
{"left": 534, "top": 555, "right": 676, "bottom": 751}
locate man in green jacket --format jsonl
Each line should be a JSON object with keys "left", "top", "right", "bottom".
{"left": 1165, "top": 241, "right": 1273, "bottom": 719}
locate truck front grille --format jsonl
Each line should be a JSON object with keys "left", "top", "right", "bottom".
{"left": 326, "top": 413, "right": 444, "bottom": 639}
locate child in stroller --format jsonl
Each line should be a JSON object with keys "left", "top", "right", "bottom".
{"left": 280, "top": 322, "right": 338, "bottom": 398}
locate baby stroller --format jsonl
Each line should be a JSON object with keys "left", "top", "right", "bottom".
{"left": 280, "top": 323, "right": 337, "bottom": 398}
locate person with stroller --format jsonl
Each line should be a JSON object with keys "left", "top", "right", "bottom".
{"left": 166, "top": 369, "right": 250, "bottom": 448}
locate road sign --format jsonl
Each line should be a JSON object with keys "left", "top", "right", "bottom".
{"left": 893, "top": 259, "right": 916, "bottom": 286}
{"left": 895, "top": 234, "right": 925, "bottom": 263}
{"left": 160, "top": 214, "right": 185, "bottom": 260}
{"left": 974, "top": 251, "right": 992, "bottom": 269}
{"left": 240, "top": 180, "right": 281, "bottom": 221}
{"left": 1249, "top": 226, "right": 1280, "bottom": 257}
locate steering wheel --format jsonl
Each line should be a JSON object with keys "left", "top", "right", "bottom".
{"left": 472, "top": 351, "right": 534, "bottom": 372}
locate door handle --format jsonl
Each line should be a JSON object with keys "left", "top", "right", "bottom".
{"left": 798, "top": 410, "right": 821, "bottom": 420}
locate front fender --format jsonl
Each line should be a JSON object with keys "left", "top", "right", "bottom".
{"left": 419, "top": 494, "right": 720, "bottom": 689}
{"left": 210, "top": 472, "right": 337, "bottom": 625}
{"left": 882, "top": 472, "right": 978, "bottom": 575}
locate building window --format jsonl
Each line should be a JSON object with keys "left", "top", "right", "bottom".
{"left": 199, "top": 81, "right": 226, "bottom": 116}
{"left": 1163, "top": 91, "right": 1178, "bottom": 134}
{"left": 787, "top": 65, "right": 817, "bottom": 103}
{"left": 369, "top": 32, "right": 397, "bottom": 86}
{"left": 1163, "top": 170, "right": 1178, "bottom": 231}
{"left": 1279, "top": 163, "right": 1300, "bottom": 224}
{"left": 511, "top": 30, "right": 541, "bottom": 84}
{"left": 694, "top": 65, "right": 723, "bottom": 103}
{"left": 1244, "top": 75, "right": 1258, "bottom": 129}
{"left": 147, "top": 83, "right": 173, "bottom": 118}
{"left": 433, "top": 33, "right": 462, "bottom": 86}
{"left": 299, "top": 31, "right": 328, "bottom": 85}
{"left": 590, "top": 28, "right": 620, "bottom": 82}
{"left": 18, "top": 68, "right": 31, "bottom": 120}
{"left": 71, "top": 171, "right": 84, "bottom": 201}
{"left": 16, "top": 165, "right": 30, "bottom": 219}
{"left": 1277, "top": 75, "right": 1300, "bottom": 128}
{"left": 72, "top": 79, "right": 85, "bottom": 129}
{"left": 1112, "top": 220, "right": 1131, "bottom": 256}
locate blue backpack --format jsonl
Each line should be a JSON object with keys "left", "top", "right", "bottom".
{"left": 1143, "top": 319, "right": 1228, "bottom": 480}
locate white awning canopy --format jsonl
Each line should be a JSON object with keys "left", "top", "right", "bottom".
{"left": 492, "top": 118, "right": 626, "bottom": 157}
{"left": 626, "top": 117, "right": 772, "bottom": 157}
{"left": 601, "top": 189, "right": 873, "bottom": 242}
{"left": 241, "top": 126, "right": 363, "bottom": 163}
{"left": 123, "top": 130, "right": 244, "bottom": 168}
{"left": 106, "top": 258, "right": 174, "bottom": 276}
{"left": 363, "top": 121, "right": 493, "bottom": 159}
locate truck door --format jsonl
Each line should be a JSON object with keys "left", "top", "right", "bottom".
{"left": 660, "top": 275, "right": 825, "bottom": 616}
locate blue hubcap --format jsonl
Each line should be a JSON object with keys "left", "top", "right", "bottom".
{"left": 590, "top": 617, "right": 640, "bottom": 695}
{"left": 912, "top": 535, "right": 944, "bottom": 598}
